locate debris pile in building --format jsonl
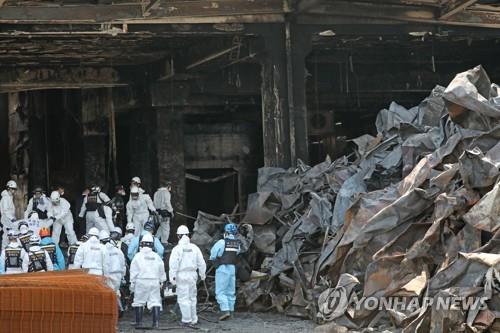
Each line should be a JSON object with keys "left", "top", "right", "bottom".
{"left": 0, "top": 270, "right": 118, "bottom": 332}
{"left": 192, "top": 65, "right": 500, "bottom": 332}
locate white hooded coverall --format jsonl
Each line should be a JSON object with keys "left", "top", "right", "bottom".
{"left": 0, "top": 190, "right": 16, "bottom": 249}
{"left": 24, "top": 196, "right": 52, "bottom": 229}
{"left": 48, "top": 197, "right": 78, "bottom": 245}
{"left": 130, "top": 247, "right": 166, "bottom": 310}
{"left": 73, "top": 236, "right": 107, "bottom": 275}
{"left": 104, "top": 241, "right": 126, "bottom": 294}
{"left": 1, "top": 242, "right": 29, "bottom": 274}
{"left": 169, "top": 235, "right": 207, "bottom": 324}
{"left": 78, "top": 192, "right": 112, "bottom": 233}
{"left": 153, "top": 188, "right": 174, "bottom": 243}
{"left": 126, "top": 194, "right": 156, "bottom": 236}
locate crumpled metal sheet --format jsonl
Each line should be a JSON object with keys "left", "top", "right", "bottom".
{"left": 242, "top": 192, "right": 281, "bottom": 225}
{"left": 317, "top": 273, "right": 359, "bottom": 322}
{"left": 376, "top": 101, "right": 419, "bottom": 135}
{"left": 459, "top": 147, "right": 500, "bottom": 189}
{"left": 188, "top": 66, "right": 500, "bottom": 333}
{"left": 443, "top": 65, "right": 500, "bottom": 119}
{"left": 463, "top": 180, "right": 500, "bottom": 233}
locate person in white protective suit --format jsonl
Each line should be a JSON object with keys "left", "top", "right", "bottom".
{"left": 78, "top": 186, "right": 112, "bottom": 233}
{"left": 129, "top": 233, "right": 166, "bottom": 328}
{"left": 48, "top": 191, "right": 77, "bottom": 245}
{"left": 0, "top": 230, "right": 29, "bottom": 274}
{"left": 100, "top": 230, "right": 126, "bottom": 315}
{"left": 126, "top": 186, "right": 156, "bottom": 236}
{"left": 153, "top": 182, "right": 174, "bottom": 244}
{"left": 121, "top": 223, "right": 136, "bottom": 247}
{"left": 73, "top": 227, "right": 107, "bottom": 275}
{"left": 130, "top": 176, "right": 145, "bottom": 194}
{"left": 1, "top": 180, "right": 18, "bottom": 249}
{"left": 169, "top": 225, "right": 206, "bottom": 327}
{"left": 24, "top": 187, "right": 52, "bottom": 229}
{"left": 27, "top": 234, "right": 53, "bottom": 272}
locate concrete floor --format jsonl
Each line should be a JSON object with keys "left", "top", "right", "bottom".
{"left": 118, "top": 309, "right": 315, "bottom": 333}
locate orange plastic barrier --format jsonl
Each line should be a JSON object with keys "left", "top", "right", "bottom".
{"left": 0, "top": 270, "right": 118, "bottom": 332}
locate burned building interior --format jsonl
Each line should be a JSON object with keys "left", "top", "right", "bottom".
{"left": 0, "top": 0, "right": 500, "bottom": 231}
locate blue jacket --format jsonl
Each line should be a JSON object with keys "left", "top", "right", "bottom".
{"left": 210, "top": 235, "right": 240, "bottom": 274}
{"left": 40, "top": 237, "right": 65, "bottom": 270}
{"left": 127, "top": 231, "right": 164, "bottom": 261}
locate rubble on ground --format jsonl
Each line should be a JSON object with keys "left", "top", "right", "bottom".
{"left": 191, "top": 65, "right": 500, "bottom": 332}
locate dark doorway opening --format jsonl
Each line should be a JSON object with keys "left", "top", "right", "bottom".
{"left": 186, "top": 168, "right": 239, "bottom": 225}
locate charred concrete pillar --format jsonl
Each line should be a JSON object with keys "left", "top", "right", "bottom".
{"left": 286, "top": 23, "right": 313, "bottom": 165}
{"left": 156, "top": 108, "right": 186, "bottom": 220}
{"left": 8, "top": 92, "right": 29, "bottom": 217}
{"left": 151, "top": 80, "right": 187, "bottom": 228}
{"left": 259, "top": 23, "right": 312, "bottom": 167}
{"left": 260, "top": 25, "right": 291, "bottom": 168}
{"left": 129, "top": 108, "right": 156, "bottom": 193}
{"left": 29, "top": 91, "right": 48, "bottom": 190}
{"left": 81, "top": 88, "right": 108, "bottom": 190}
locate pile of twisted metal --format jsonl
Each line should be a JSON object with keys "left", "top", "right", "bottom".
{"left": 192, "top": 65, "right": 500, "bottom": 332}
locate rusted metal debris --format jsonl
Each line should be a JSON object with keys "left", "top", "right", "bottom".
{"left": 192, "top": 65, "right": 500, "bottom": 332}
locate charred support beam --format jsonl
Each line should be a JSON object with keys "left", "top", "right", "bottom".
{"left": 259, "top": 23, "right": 311, "bottom": 167}
{"left": 0, "top": 94, "right": 8, "bottom": 184}
{"left": 81, "top": 89, "right": 109, "bottom": 189}
{"left": 8, "top": 92, "right": 28, "bottom": 217}
{"left": 286, "top": 23, "right": 312, "bottom": 165}
{"left": 156, "top": 107, "right": 186, "bottom": 230}
{"left": 29, "top": 92, "right": 48, "bottom": 191}
{"left": 0, "top": 0, "right": 283, "bottom": 24}
{"left": 440, "top": 0, "right": 478, "bottom": 20}
{"left": 0, "top": 67, "right": 127, "bottom": 93}
{"left": 129, "top": 83, "right": 156, "bottom": 193}
{"left": 305, "top": 1, "right": 500, "bottom": 28}
{"left": 260, "top": 25, "right": 291, "bottom": 168}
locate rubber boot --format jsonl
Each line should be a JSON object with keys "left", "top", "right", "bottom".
{"left": 219, "top": 311, "right": 231, "bottom": 321}
{"left": 152, "top": 306, "right": 161, "bottom": 328}
{"left": 132, "top": 306, "right": 143, "bottom": 327}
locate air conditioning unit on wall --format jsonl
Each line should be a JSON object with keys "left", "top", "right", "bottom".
{"left": 308, "top": 111, "right": 334, "bottom": 136}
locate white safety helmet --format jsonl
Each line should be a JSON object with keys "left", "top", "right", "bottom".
{"left": 140, "top": 233, "right": 154, "bottom": 248}
{"left": 131, "top": 177, "right": 141, "bottom": 184}
{"left": 6, "top": 180, "right": 17, "bottom": 189}
{"left": 7, "top": 229, "right": 17, "bottom": 239}
{"left": 99, "top": 230, "right": 110, "bottom": 241}
{"left": 50, "top": 191, "right": 61, "bottom": 204}
{"left": 176, "top": 225, "right": 189, "bottom": 235}
{"left": 29, "top": 234, "right": 40, "bottom": 246}
{"left": 142, "top": 233, "right": 154, "bottom": 243}
{"left": 88, "top": 227, "right": 100, "bottom": 238}
{"left": 19, "top": 225, "right": 29, "bottom": 234}
{"left": 113, "top": 226, "right": 122, "bottom": 236}
{"left": 126, "top": 223, "right": 135, "bottom": 232}
{"left": 30, "top": 212, "right": 39, "bottom": 221}
{"left": 130, "top": 186, "right": 140, "bottom": 199}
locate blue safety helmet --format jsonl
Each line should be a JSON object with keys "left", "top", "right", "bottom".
{"left": 224, "top": 223, "right": 238, "bottom": 235}
{"left": 144, "top": 219, "right": 155, "bottom": 232}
